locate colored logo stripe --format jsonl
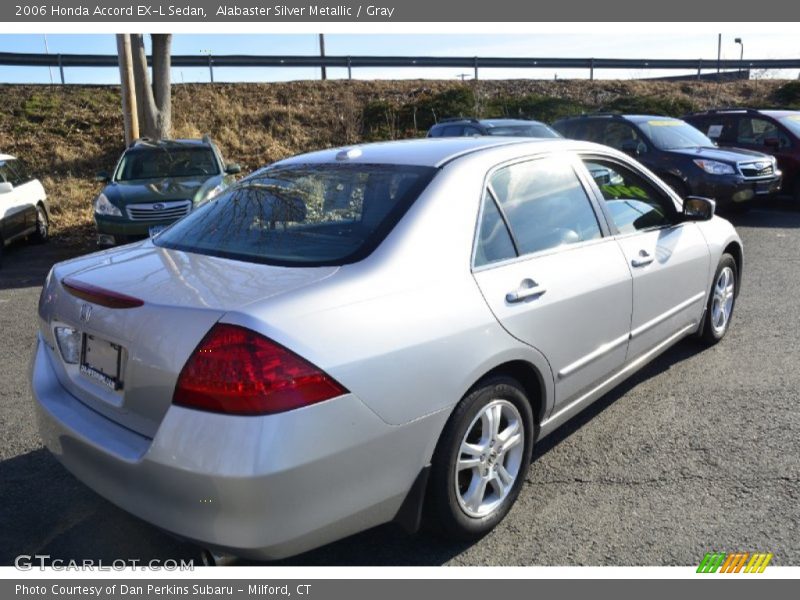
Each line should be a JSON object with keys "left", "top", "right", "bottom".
{"left": 744, "top": 553, "right": 773, "bottom": 573}
{"left": 697, "top": 552, "right": 726, "bottom": 573}
{"left": 697, "top": 552, "right": 773, "bottom": 573}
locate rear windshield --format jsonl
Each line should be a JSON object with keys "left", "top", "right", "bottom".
{"left": 115, "top": 147, "right": 220, "bottom": 181}
{"left": 486, "top": 124, "right": 561, "bottom": 138}
{"left": 154, "top": 163, "right": 438, "bottom": 266}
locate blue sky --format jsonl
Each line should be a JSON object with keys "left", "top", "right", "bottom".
{"left": 1, "top": 33, "right": 798, "bottom": 83}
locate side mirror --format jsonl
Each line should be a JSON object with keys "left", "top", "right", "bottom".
{"left": 621, "top": 140, "right": 646, "bottom": 156}
{"left": 683, "top": 196, "right": 715, "bottom": 221}
{"left": 763, "top": 136, "right": 781, "bottom": 150}
{"left": 0, "top": 181, "right": 13, "bottom": 194}
{"left": 95, "top": 171, "right": 110, "bottom": 183}
{"left": 225, "top": 163, "right": 242, "bottom": 175}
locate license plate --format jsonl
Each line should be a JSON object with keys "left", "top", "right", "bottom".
{"left": 755, "top": 181, "right": 773, "bottom": 195}
{"left": 149, "top": 224, "right": 167, "bottom": 237}
{"left": 80, "top": 334, "right": 123, "bottom": 391}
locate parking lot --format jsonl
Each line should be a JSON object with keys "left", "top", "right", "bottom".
{"left": 1, "top": 202, "right": 799, "bottom": 567}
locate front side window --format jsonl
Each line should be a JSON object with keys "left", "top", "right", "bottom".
{"left": 487, "top": 157, "right": 602, "bottom": 257}
{"left": 692, "top": 116, "right": 737, "bottom": 144}
{"left": 115, "top": 147, "right": 221, "bottom": 181}
{"left": 583, "top": 158, "right": 676, "bottom": 234}
{"left": 155, "top": 163, "right": 437, "bottom": 266}
{"left": 737, "top": 118, "right": 791, "bottom": 149}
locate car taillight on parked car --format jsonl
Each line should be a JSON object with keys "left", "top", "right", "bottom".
{"left": 173, "top": 324, "right": 348, "bottom": 415}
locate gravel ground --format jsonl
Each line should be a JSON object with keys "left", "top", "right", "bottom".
{"left": 1, "top": 204, "right": 798, "bottom": 567}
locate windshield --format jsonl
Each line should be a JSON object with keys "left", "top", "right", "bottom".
{"left": 154, "top": 163, "right": 437, "bottom": 266}
{"left": 779, "top": 115, "right": 800, "bottom": 137}
{"left": 115, "top": 147, "right": 220, "bottom": 181}
{"left": 637, "top": 119, "right": 716, "bottom": 150}
{"left": 486, "top": 124, "right": 561, "bottom": 138}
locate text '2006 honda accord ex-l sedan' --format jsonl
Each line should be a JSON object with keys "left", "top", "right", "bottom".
{"left": 31, "top": 137, "right": 742, "bottom": 560}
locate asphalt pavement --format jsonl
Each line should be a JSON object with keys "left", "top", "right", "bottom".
{"left": 1, "top": 205, "right": 798, "bottom": 566}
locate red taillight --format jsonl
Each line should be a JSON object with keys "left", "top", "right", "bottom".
{"left": 173, "top": 324, "right": 348, "bottom": 415}
{"left": 62, "top": 277, "right": 144, "bottom": 309}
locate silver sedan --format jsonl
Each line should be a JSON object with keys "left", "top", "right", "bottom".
{"left": 31, "top": 137, "right": 742, "bottom": 560}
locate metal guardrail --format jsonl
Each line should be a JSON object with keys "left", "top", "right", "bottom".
{"left": 2, "top": 51, "right": 799, "bottom": 83}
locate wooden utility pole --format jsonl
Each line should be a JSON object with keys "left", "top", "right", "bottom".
{"left": 116, "top": 34, "right": 139, "bottom": 146}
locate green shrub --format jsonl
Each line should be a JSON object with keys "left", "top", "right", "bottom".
{"left": 600, "top": 95, "right": 695, "bottom": 117}
{"left": 486, "top": 94, "right": 588, "bottom": 122}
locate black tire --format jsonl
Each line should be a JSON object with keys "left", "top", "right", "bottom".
{"left": 31, "top": 204, "right": 49, "bottom": 244}
{"left": 700, "top": 253, "right": 738, "bottom": 344}
{"left": 0, "top": 236, "right": 4, "bottom": 268}
{"left": 427, "top": 376, "right": 534, "bottom": 540}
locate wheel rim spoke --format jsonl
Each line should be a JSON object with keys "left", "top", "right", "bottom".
{"left": 455, "top": 399, "right": 526, "bottom": 518}
{"left": 463, "top": 476, "right": 488, "bottom": 512}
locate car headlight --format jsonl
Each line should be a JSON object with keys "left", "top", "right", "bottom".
{"left": 693, "top": 159, "right": 735, "bottom": 175}
{"left": 199, "top": 184, "right": 224, "bottom": 203}
{"left": 93, "top": 193, "right": 122, "bottom": 217}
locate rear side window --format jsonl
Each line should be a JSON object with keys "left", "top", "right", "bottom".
{"left": 474, "top": 190, "right": 516, "bottom": 267}
{"left": 155, "top": 163, "right": 437, "bottom": 266}
{"left": 487, "top": 157, "right": 602, "bottom": 257}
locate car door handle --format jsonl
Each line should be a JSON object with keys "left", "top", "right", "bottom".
{"left": 506, "top": 279, "right": 547, "bottom": 303}
{"left": 631, "top": 250, "right": 654, "bottom": 268}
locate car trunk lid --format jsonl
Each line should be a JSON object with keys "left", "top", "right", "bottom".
{"left": 39, "top": 241, "right": 337, "bottom": 438}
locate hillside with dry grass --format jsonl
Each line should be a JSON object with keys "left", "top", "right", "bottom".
{"left": 2, "top": 78, "right": 800, "bottom": 246}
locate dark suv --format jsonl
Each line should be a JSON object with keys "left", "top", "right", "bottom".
{"left": 684, "top": 108, "right": 800, "bottom": 201}
{"left": 427, "top": 118, "right": 561, "bottom": 139}
{"left": 552, "top": 114, "right": 782, "bottom": 209}
{"left": 93, "top": 137, "right": 240, "bottom": 246}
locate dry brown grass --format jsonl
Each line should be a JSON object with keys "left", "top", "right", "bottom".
{"left": 0, "top": 79, "right": 790, "bottom": 248}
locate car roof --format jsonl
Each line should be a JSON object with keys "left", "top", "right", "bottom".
{"left": 431, "top": 118, "right": 547, "bottom": 128}
{"left": 267, "top": 137, "right": 609, "bottom": 169}
{"left": 0, "top": 153, "right": 17, "bottom": 161}
{"left": 479, "top": 119, "right": 548, "bottom": 127}
{"left": 683, "top": 108, "right": 800, "bottom": 122}
{"left": 557, "top": 114, "right": 684, "bottom": 124}
{"left": 756, "top": 110, "right": 800, "bottom": 119}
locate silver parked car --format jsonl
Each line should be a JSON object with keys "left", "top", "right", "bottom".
{"left": 31, "top": 137, "right": 742, "bottom": 560}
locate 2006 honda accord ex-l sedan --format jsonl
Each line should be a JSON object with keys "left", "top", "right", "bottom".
{"left": 31, "top": 137, "right": 742, "bottom": 560}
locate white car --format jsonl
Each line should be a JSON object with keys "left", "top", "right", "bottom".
{"left": 0, "top": 153, "right": 50, "bottom": 263}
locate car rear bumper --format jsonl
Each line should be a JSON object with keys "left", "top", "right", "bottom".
{"left": 30, "top": 335, "right": 441, "bottom": 560}
{"left": 691, "top": 172, "right": 782, "bottom": 206}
